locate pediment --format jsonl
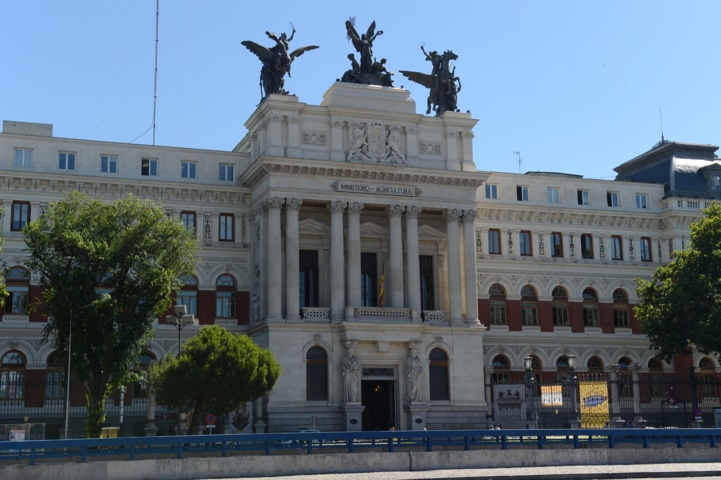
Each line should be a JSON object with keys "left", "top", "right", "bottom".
{"left": 299, "top": 218, "right": 330, "bottom": 236}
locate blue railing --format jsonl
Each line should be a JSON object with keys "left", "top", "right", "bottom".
{"left": 1, "top": 428, "right": 720, "bottom": 466}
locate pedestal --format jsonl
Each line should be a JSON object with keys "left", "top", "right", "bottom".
{"left": 343, "top": 404, "right": 365, "bottom": 431}
{"left": 404, "top": 404, "right": 429, "bottom": 430}
{"left": 144, "top": 421, "right": 159, "bottom": 436}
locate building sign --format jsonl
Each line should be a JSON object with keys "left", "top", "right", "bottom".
{"left": 331, "top": 181, "right": 420, "bottom": 197}
{"left": 579, "top": 381, "right": 609, "bottom": 428}
{"left": 541, "top": 385, "right": 563, "bottom": 406}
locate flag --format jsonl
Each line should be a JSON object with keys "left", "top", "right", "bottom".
{"left": 378, "top": 264, "right": 385, "bottom": 307}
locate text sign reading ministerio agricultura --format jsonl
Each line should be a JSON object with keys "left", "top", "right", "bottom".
{"left": 332, "top": 181, "right": 419, "bottom": 197}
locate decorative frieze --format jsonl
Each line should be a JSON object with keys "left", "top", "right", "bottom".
{"left": 302, "top": 132, "right": 326, "bottom": 145}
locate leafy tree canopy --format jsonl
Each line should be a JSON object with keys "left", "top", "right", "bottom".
{"left": 635, "top": 202, "right": 721, "bottom": 361}
{"left": 24, "top": 192, "right": 197, "bottom": 437}
{"left": 150, "top": 325, "right": 281, "bottom": 433}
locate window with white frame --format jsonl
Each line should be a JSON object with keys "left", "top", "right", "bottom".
{"left": 640, "top": 236, "right": 652, "bottom": 261}
{"left": 519, "top": 230, "right": 532, "bottom": 256}
{"left": 607, "top": 191, "right": 619, "bottom": 207}
{"left": 101, "top": 155, "right": 118, "bottom": 173}
{"left": 516, "top": 185, "right": 529, "bottom": 201}
{"left": 14, "top": 149, "right": 32, "bottom": 167}
{"left": 577, "top": 190, "right": 589, "bottom": 205}
{"left": 11, "top": 202, "right": 30, "bottom": 231}
{"left": 635, "top": 193, "right": 648, "bottom": 209}
{"left": 488, "top": 229, "right": 501, "bottom": 254}
{"left": 582, "top": 288, "right": 599, "bottom": 327}
{"left": 219, "top": 213, "right": 234, "bottom": 241}
{"left": 581, "top": 234, "right": 593, "bottom": 259}
{"left": 550, "top": 232, "right": 563, "bottom": 257}
{"left": 520, "top": 285, "right": 538, "bottom": 326}
{"left": 141, "top": 158, "right": 158, "bottom": 176}
{"left": 215, "top": 274, "right": 236, "bottom": 318}
{"left": 488, "top": 284, "right": 506, "bottom": 325}
{"left": 180, "top": 211, "right": 196, "bottom": 234}
{"left": 181, "top": 161, "right": 197, "bottom": 179}
{"left": 485, "top": 183, "right": 498, "bottom": 199}
{"left": 58, "top": 152, "right": 76, "bottom": 170}
{"left": 611, "top": 235, "right": 623, "bottom": 260}
{"left": 177, "top": 275, "right": 198, "bottom": 316}
{"left": 547, "top": 187, "right": 560, "bottom": 204}
{"left": 552, "top": 286, "right": 569, "bottom": 326}
{"left": 5, "top": 267, "right": 29, "bottom": 314}
{"left": 219, "top": 164, "right": 234, "bottom": 181}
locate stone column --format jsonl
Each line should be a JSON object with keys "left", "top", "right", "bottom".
{"left": 462, "top": 209, "right": 479, "bottom": 324}
{"left": 631, "top": 363, "right": 644, "bottom": 425}
{"left": 405, "top": 206, "right": 422, "bottom": 318}
{"left": 346, "top": 202, "right": 364, "bottom": 307}
{"left": 608, "top": 363, "right": 622, "bottom": 425}
{"left": 387, "top": 205, "right": 405, "bottom": 308}
{"left": 329, "top": 201, "right": 346, "bottom": 321}
{"left": 143, "top": 386, "right": 159, "bottom": 437}
{"left": 285, "top": 198, "right": 302, "bottom": 321}
{"left": 266, "top": 197, "right": 284, "bottom": 322}
{"left": 444, "top": 209, "right": 463, "bottom": 324}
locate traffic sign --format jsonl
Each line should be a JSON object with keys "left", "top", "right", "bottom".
{"left": 205, "top": 413, "right": 217, "bottom": 425}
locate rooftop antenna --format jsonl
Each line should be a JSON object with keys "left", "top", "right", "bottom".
{"left": 659, "top": 107, "right": 665, "bottom": 144}
{"left": 152, "top": 0, "right": 160, "bottom": 145}
{"left": 513, "top": 151, "right": 522, "bottom": 173}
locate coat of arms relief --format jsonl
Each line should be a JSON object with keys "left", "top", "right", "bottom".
{"left": 346, "top": 122, "right": 406, "bottom": 165}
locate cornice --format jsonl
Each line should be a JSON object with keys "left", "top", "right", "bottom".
{"left": 477, "top": 206, "right": 662, "bottom": 230}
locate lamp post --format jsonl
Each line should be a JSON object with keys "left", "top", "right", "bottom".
{"left": 169, "top": 304, "right": 190, "bottom": 356}
{"left": 524, "top": 355, "right": 536, "bottom": 429}
{"left": 568, "top": 354, "right": 580, "bottom": 428}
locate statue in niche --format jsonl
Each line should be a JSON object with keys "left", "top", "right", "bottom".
{"left": 340, "top": 18, "right": 394, "bottom": 87}
{"left": 406, "top": 348, "right": 423, "bottom": 403}
{"left": 342, "top": 345, "right": 361, "bottom": 402}
{"left": 400, "top": 47, "right": 461, "bottom": 116}
{"left": 242, "top": 25, "right": 319, "bottom": 101}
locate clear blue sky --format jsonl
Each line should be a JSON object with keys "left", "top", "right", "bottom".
{"left": 4, "top": 1, "right": 719, "bottom": 180}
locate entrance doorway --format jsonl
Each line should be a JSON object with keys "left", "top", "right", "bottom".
{"left": 361, "top": 379, "right": 396, "bottom": 431}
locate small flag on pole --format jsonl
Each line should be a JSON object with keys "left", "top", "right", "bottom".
{"left": 378, "top": 264, "right": 385, "bottom": 307}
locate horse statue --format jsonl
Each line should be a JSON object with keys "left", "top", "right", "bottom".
{"left": 242, "top": 28, "right": 318, "bottom": 101}
{"left": 400, "top": 49, "right": 461, "bottom": 116}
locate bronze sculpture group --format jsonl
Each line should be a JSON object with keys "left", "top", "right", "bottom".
{"left": 241, "top": 19, "right": 462, "bottom": 116}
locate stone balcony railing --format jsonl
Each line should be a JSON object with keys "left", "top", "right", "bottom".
{"left": 300, "top": 306, "right": 451, "bottom": 325}
{"left": 301, "top": 307, "right": 330, "bottom": 322}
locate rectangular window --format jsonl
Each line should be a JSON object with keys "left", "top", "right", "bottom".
{"left": 636, "top": 193, "right": 648, "bottom": 209}
{"left": 488, "top": 229, "right": 501, "bottom": 254}
{"left": 361, "top": 252, "right": 378, "bottom": 306}
{"left": 485, "top": 184, "right": 498, "bottom": 199}
{"left": 14, "top": 149, "right": 32, "bottom": 167}
{"left": 581, "top": 234, "right": 594, "bottom": 259}
{"left": 216, "top": 292, "right": 236, "bottom": 318}
{"left": 640, "top": 236, "right": 652, "bottom": 262}
{"left": 577, "top": 190, "right": 590, "bottom": 205}
{"left": 11, "top": 202, "right": 30, "bottom": 231}
{"left": 710, "top": 176, "right": 721, "bottom": 191}
{"left": 177, "top": 291, "right": 198, "bottom": 316}
{"left": 552, "top": 304, "right": 569, "bottom": 325}
{"left": 181, "top": 161, "right": 197, "bottom": 179}
{"left": 614, "top": 308, "right": 629, "bottom": 328}
{"left": 58, "top": 152, "right": 76, "bottom": 170}
{"left": 607, "top": 192, "right": 619, "bottom": 207}
{"left": 519, "top": 230, "right": 532, "bottom": 256}
{"left": 419, "top": 255, "right": 435, "bottom": 311}
{"left": 219, "top": 164, "right": 234, "bottom": 181}
{"left": 489, "top": 301, "right": 506, "bottom": 325}
{"left": 547, "top": 187, "right": 560, "bottom": 204}
{"left": 583, "top": 305, "right": 599, "bottom": 327}
{"left": 219, "top": 213, "right": 234, "bottom": 241}
{"left": 101, "top": 155, "right": 118, "bottom": 173}
{"left": 516, "top": 185, "right": 529, "bottom": 202}
{"left": 45, "top": 371, "right": 65, "bottom": 400}
{"left": 550, "top": 232, "right": 563, "bottom": 257}
{"left": 611, "top": 235, "right": 623, "bottom": 260}
{"left": 180, "top": 211, "right": 196, "bottom": 234}
{"left": 0, "top": 371, "right": 24, "bottom": 400}
{"left": 521, "top": 303, "right": 538, "bottom": 326}
{"left": 141, "top": 158, "right": 158, "bottom": 176}
{"left": 299, "top": 250, "right": 319, "bottom": 309}
{"left": 6, "top": 287, "right": 29, "bottom": 314}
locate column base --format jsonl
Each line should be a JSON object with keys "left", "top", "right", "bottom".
{"left": 144, "top": 421, "right": 159, "bottom": 437}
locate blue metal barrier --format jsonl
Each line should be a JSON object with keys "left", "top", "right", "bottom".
{"left": 1, "top": 428, "right": 720, "bottom": 466}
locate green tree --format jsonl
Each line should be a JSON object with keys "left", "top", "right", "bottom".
{"left": 150, "top": 325, "right": 281, "bottom": 434}
{"left": 24, "top": 192, "right": 197, "bottom": 437}
{"left": 635, "top": 202, "right": 721, "bottom": 361}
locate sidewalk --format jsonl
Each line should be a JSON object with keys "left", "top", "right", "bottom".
{"left": 223, "top": 463, "right": 721, "bottom": 480}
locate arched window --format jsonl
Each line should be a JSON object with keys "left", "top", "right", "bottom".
{"left": 429, "top": 348, "right": 450, "bottom": 401}
{"left": 582, "top": 288, "right": 599, "bottom": 327}
{"left": 617, "top": 356, "right": 633, "bottom": 398}
{"left": 45, "top": 351, "right": 66, "bottom": 401}
{"left": 177, "top": 275, "right": 198, "bottom": 316}
{"left": 520, "top": 285, "right": 538, "bottom": 326}
{"left": 133, "top": 351, "right": 156, "bottom": 399}
{"left": 699, "top": 357, "right": 717, "bottom": 400}
{"left": 613, "top": 289, "right": 629, "bottom": 328}
{"left": 491, "top": 355, "right": 510, "bottom": 385}
{"left": 648, "top": 357, "right": 664, "bottom": 399}
{"left": 306, "top": 346, "right": 328, "bottom": 401}
{"left": 552, "top": 286, "right": 569, "bottom": 326}
{"left": 488, "top": 284, "right": 506, "bottom": 325}
{"left": 587, "top": 356, "right": 604, "bottom": 372}
{"left": 5, "top": 266, "right": 30, "bottom": 315}
{"left": 556, "top": 355, "right": 571, "bottom": 384}
{"left": 1, "top": 351, "right": 27, "bottom": 400}
{"left": 216, "top": 274, "right": 236, "bottom": 318}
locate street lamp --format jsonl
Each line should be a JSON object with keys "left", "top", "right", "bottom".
{"left": 168, "top": 304, "right": 193, "bottom": 356}
{"left": 568, "top": 354, "right": 580, "bottom": 428}
{"left": 524, "top": 355, "right": 536, "bottom": 429}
